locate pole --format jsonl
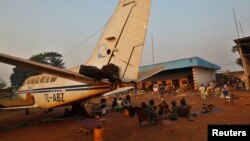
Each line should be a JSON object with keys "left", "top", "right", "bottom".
{"left": 232, "top": 7, "right": 240, "bottom": 39}
{"left": 232, "top": 7, "right": 250, "bottom": 90}
{"left": 239, "top": 20, "right": 245, "bottom": 37}
{"left": 151, "top": 34, "right": 155, "bottom": 64}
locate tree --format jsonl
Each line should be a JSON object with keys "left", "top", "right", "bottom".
{"left": 231, "top": 45, "right": 239, "bottom": 53}
{"left": 236, "top": 58, "right": 243, "bottom": 68}
{"left": 232, "top": 45, "right": 243, "bottom": 68}
{"left": 0, "top": 78, "right": 6, "bottom": 89}
{"left": 10, "top": 52, "right": 65, "bottom": 86}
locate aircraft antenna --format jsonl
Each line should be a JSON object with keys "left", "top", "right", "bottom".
{"left": 63, "top": 26, "right": 104, "bottom": 57}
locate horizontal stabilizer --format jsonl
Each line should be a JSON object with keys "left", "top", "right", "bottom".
{"left": 102, "top": 86, "right": 134, "bottom": 97}
{"left": 137, "top": 65, "right": 165, "bottom": 81}
{"left": 0, "top": 93, "right": 38, "bottom": 109}
{"left": 0, "top": 53, "right": 108, "bottom": 84}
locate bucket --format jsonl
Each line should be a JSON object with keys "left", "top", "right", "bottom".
{"left": 124, "top": 109, "right": 129, "bottom": 117}
{"left": 94, "top": 127, "right": 104, "bottom": 141}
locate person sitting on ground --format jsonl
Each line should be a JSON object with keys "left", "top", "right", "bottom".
{"left": 111, "top": 97, "right": 118, "bottom": 112}
{"left": 123, "top": 95, "right": 132, "bottom": 108}
{"left": 89, "top": 99, "right": 105, "bottom": 117}
{"left": 158, "top": 100, "right": 171, "bottom": 117}
{"left": 123, "top": 95, "right": 135, "bottom": 116}
{"left": 148, "top": 99, "right": 159, "bottom": 116}
{"left": 178, "top": 98, "right": 191, "bottom": 118}
{"left": 148, "top": 99, "right": 155, "bottom": 110}
{"left": 168, "top": 100, "right": 179, "bottom": 120}
{"left": 141, "top": 102, "right": 157, "bottom": 124}
{"left": 80, "top": 102, "right": 89, "bottom": 119}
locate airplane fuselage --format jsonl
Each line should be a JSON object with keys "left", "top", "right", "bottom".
{"left": 18, "top": 67, "right": 111, "bottom": 108}
{"left": 0, "top": 0, "right": 152, "bottom": 110}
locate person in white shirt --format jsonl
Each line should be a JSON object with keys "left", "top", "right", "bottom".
{"left": 199, "top": 84, "right": 206, "bottom": 101}
{"left": 117, "top": 97, "right": 123, "bottom": 112}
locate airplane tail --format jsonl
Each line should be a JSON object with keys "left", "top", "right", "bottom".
{"left": 85, "top": 0, "right": 152, "bottom": 82}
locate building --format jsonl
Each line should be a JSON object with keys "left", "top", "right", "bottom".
{"left": 138, "top": 57, "right": 220, "bottom": 90}
{"left": 234, "top": 36, "right": 250, "bottom": 90}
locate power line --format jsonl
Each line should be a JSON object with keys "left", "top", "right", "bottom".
{"left": 63, "top": 26, "right": 104, "bottom": 57}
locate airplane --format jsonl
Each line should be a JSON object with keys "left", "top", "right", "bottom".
{"left": 0, "top": 0, "right": 154, "bottom": 111}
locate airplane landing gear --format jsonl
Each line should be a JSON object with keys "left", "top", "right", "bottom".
{"left": 64, "top": 108, "right": 70, "bottom": 117}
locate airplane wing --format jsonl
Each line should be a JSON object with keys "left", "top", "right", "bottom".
{"left": 0, "top": 53, "right": 109, "bottom": 85}
{"left": 137, "top": 65, "right": 165, "bottom": 81}
{"left": 102, "top": 86, "right": 134, "bottom": 98}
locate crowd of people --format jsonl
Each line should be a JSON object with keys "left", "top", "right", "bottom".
{"left": 65, "top": 80, "right": 238, "bottom": 121}
{"left": 73, "top": 81, "right": 239, "bottom": 125}
{"left": 110, "top": 94, "right": 192, "bottom": 124}
{"left": 198, "top": 82, "right": 232, "bottom": 101}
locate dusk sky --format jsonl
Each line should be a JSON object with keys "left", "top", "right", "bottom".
{"left": 0, "top": 0, "right": 250, "bottom": 86}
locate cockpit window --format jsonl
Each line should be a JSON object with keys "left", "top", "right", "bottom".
{"left": 30, "top": 78, "right": 35, "bottom": 84}
{"left": 40, "top": 76, "right": 46, "bottom": 83}
{"left": 45, "top": 76, "right": 50, "bottom": 83}
{"left": 35, "top": 77, "right": 40, "bottom": 84}
{"left": 50, "top": 76, "right": 57, "bottom": 82}
{"left": 27, "top": 79, "right": 31, "bottom": 85}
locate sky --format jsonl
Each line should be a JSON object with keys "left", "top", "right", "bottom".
{"left": 0, "top": 0, "right": 250, "bottom": 86}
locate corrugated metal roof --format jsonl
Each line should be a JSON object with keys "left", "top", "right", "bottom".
{"left": 139, "top": 56, "right": 220, "bottom": 72}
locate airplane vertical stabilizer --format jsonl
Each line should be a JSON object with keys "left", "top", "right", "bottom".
{"left": 86, "top": 0, "right": 152, "bottom": 82}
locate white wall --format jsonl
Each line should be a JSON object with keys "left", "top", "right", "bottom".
{"left": 193, "top": 67, "right": 216, "bottom": 89}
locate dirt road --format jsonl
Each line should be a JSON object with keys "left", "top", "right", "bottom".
{"left": 0, "top": 90, "right": 249, "bottom": 141}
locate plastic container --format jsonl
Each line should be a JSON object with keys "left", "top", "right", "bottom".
{"left": 94, "top": 126, "right": 104, "bottom": 141}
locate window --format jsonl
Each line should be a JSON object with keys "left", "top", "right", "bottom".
{"left": 30, "top": 78, "right": 35, "bottom": 84}
{"left": 45, "top": 76, "right": 50, "bottom": 83}
{"left": 35, "top": 77, "right": 40, "bottom": 84}
{"left": 22, "top": 80, "right": 27, "bottom": 85}
{"left": 27, "top": 79, "right": 31, "bottom": 85}
{"left": 50, "top": 76, "right": 57, "bottom": 82}
{"left": 40, "top": 76, "right": 46, "bottom": 83}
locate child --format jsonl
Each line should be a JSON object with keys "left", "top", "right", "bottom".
{"left": 199, "top": 84, "right": 206, "bottom": 101}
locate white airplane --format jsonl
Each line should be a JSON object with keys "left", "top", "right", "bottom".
{"left": 0, "top": 0, "right": 153, "bottom": 110}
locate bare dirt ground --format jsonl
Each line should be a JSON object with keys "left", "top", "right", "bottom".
{"left": 0, "top": 90, "right": 250, "bottom": 141}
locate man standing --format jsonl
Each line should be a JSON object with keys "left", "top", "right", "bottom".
{"left": 199, "top": 84, "right": 206, "bottom": 101}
